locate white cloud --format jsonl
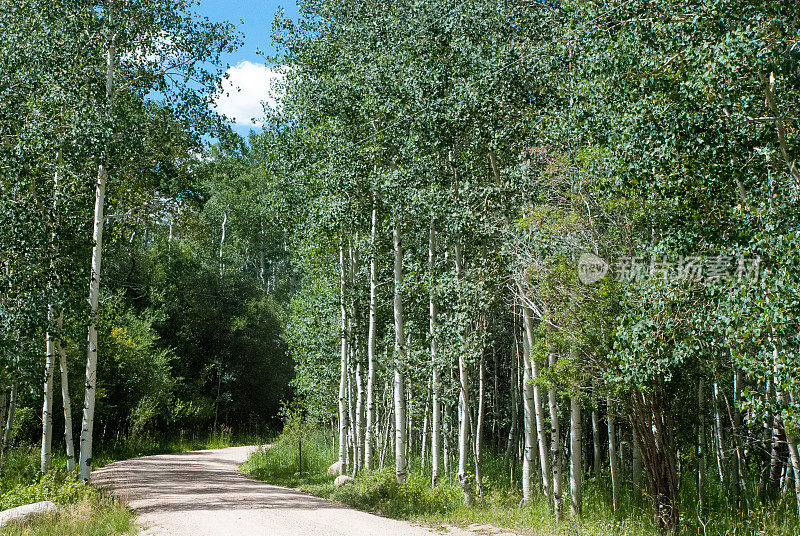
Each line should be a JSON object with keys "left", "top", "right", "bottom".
{"left": 214, "top": 61, "right": 283, "bottom": 127}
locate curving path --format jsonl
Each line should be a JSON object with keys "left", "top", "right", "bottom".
{"left": 93, "top": 446, "right": 518, "bottom": 536}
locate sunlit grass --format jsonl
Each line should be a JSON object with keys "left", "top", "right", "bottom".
{"left": 243, "top": 428, "right": 800, "bottom": 536}
{"left": 0, "top": 497, "right": 136, "bottom": 536}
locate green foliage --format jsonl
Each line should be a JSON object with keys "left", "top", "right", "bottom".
{"left": 97, "top": 295, "right": 174, "bottom": 439}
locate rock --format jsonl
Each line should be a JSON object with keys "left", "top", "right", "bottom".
{"left": 327, "top": 461, "right": 342, "bottom": 475}
{"left": 0, "top": 501, "right": 58, "bottom": 527}
{"left": 334, "top": 475, "right": 354, "bottom": 487}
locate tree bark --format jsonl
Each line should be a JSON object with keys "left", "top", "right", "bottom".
{"left": 592, "top": 405, "right": 601, "bottom": 479}
{"left": 712, "top": 380, "right": 727, "bottom": 487}
{"left": 522, "top": 302, "right": 552, "bottom": 511}
{"left": 475, "top": 346, "right": 485, "bottom": 500}
{"left": 2, "top": 379, "right": 17, "bottom": 459}
{"left": 633, "top": 430, "right": 642, "bottom": 496}
{"left": 771, "top": 335, "right": 800, "bottom": 513}
{"left": 365, "top": 199, "right": 378, "bottom": 470}
{"left": 0, "top": 389, "right": 6, "bottom": 465}
{"left": 549, "top": 350, "right": 563, "bottom": 519}
{"left": 607, "top": 396, "right": 620, "bottom": 513}
{"left": 570, "top": 394, "right": 582, "bottom": 520}
{"left": 520, "top": 306, "right": 534, "bottom": 501}
{"left": 697, "top": 379, "right": 706, "bottom": 514}
{"left": 393, "top": 220, "right": 407, "bottom": 484}
{"left": 630, "top": 388, "right": 680, "bottom": 534}
{"left": 57, "top": 313, "right": 75, "bottom": 473}
{"left": 722, "top": 376, "right": 750, "bottom": 513}
{"left": 429, "top": 219, "right": 441, "bottom": 486}
{"left": 454, "top": 242, "right": 473, "bottom": 504}
{"left": 42, "top": 308, "right": 56, "bottom": 473}
{"left": 79, "top": 11, "right": 115, "bottom": 483}
{"left": 504, "top": 327, "right": 519, "bottom": 467}
{"left": 338, "top": 238, "right": 349, "bottom": 475}
{"left": 351, "top": 241, "right": 363, "bottom": 474}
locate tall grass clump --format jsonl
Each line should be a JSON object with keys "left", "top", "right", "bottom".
{"left": 241, "top": 410, "right": 334, "bottom": 487}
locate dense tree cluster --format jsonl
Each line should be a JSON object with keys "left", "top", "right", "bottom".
{"left": 249, "top": 1, "right": 800, "bottom": 534}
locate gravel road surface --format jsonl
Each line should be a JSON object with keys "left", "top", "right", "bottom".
{"left": 93, "top": 446, "right": 517, "bottom": 536}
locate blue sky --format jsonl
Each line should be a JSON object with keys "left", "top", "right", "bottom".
{"left": 197, "top": 0, "right": 300, "bottom": 136}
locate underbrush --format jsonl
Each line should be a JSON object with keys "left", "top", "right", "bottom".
{"left": 0, "top": 446, "right": 134, "bottom": 535}
{"left": 243, "top": 427, "right": 800, "bottom": 536}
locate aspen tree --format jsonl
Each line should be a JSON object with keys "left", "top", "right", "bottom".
{"left": 607, "top": 396, "right": 620, "bottom": 513}
{"left": 430, "top": 219, "right": 441, "bottom": 486}
{"left": 522, "top": 301, "right": 552, "bottom": 510}
{"left": 393, "top": 218, "right": 407, "bottom": 484}
{"left": 338, "top": 238, "right": 349, "bottom": 474}
{"left": 365, "top": 198, "right": 378, "bottom": 470}
{"left": 78, "top": 4, "right": 116, "bottom": 482}
{"left": 570, "top": 394, "right": 582, "bottom": 519}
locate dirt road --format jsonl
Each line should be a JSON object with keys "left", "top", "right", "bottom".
{"left": 93, "top": 446, "right": 516, "bottom": 536}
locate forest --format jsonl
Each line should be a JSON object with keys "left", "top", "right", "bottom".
{"left": 1, "top": 1, "right": 799, "bottom": 536}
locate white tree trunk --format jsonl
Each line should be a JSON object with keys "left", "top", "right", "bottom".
{"left": 2, "top": 379, "right": 17, "bottom": 458}
{"left": 219, "top": 212, "right": 227, "bottom": 275}
{"left": 79, "top": 13, "right": 115, "bottom": 483}
{"left": 393, "top": 221, "right": 407, "bottom": 484}
{"left": 429, "top": 220, "right": 441, "bottom": 486}
{"left": 454, "top": 243, "right": 473, "bottom": 504}
{"left": 520, "top": 307, "right": 535, "bottom": 502}
{"left": 633, "top": 428, "right": 642, "bottom": 496}
{"left": 549, "top": 351, "right": 563, "bottom": 519}
{"left": 570, "top": 394, "right": 582, "bottom": 519}
{"left": 42, "top": 306, "right": 56, "bottom": 473}
{"left": 338, "top": 239, "right": 349, "bottom": 475}
{"left": 607, "top": 396, "right": 620, "bottom": 513}
{"left": 0, "top": 389, "right": 6, "bottom": 464}
{"left": 772, "top": 334, "right": 800, "bottom": 513}
{"left": 365, "top": 200, "right": 378, "bottom": 470}
{"left": 350, "top": 241, "right": 363, "bottom": 474}
{"left": 522, "top": 302, "right": 552, "bottom": 511}
{"left": 697, "top": 379, "right": 706, "bottom": 513}
{"left": 787, "top": 430, "right": 800, "bottom": 514}
{"left": 56, "top": 314, "right": 75, "bottom": 473}
{"left": 592, "top": 405, "right": 601, "bottom": 479}
{"left": 475, "top": 348, "right": 485, "bottom": 499}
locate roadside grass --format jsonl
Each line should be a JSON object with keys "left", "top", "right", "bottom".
{"left": 242, "top": 428, "right": 799, "bottom": 536}
{"left": 0, "top": 496, "right": 135, "bottom": 536}
{"left": 0, "top": 428, "right": 269, "bottom": 535}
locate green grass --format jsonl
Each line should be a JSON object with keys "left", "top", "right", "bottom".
{"left": 243, "top": 427, "right": 800, "bottom": 536}
{"left": 0, "top": 497, "right": 136, "bottom": 536}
